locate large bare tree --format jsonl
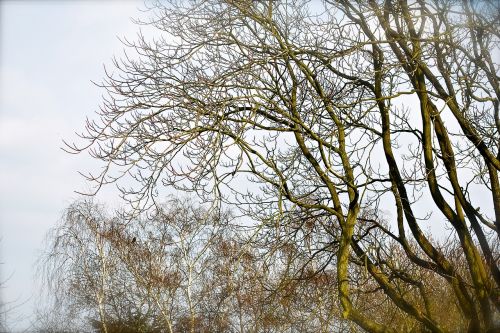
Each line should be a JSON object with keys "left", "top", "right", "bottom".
{"left": 68, "top": 0, "right": 499, "bottom": 332}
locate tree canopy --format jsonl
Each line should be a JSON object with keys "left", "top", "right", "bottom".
{"left": 53, "top": 1, "right": 500, "bottom": 332}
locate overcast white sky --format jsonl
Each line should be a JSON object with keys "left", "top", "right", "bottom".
{"left": 0, "top": 1, "right": 147, "bottom": 330}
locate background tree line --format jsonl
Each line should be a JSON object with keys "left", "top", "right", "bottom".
{"left": 36, "top": 198, "right": 464, "bottom": 333}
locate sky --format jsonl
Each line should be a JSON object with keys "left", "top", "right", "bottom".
{"left": 0, "top": 1, "right": 147, "bottom": 330}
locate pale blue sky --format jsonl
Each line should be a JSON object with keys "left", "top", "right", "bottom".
{"left": 0, "top": 1, "right": 145, "bottom": 330}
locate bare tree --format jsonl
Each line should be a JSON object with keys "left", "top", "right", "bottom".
{"left": 106, "top": 198, "right": 229, "bottom": 333}
{"left": 40, "top": 201, "right": 118, "bottom": 333}
{"left": 67, "top": 0, "right": 500, "bottom": 332}
{"left": 41, "top": 198, "right": 234, "bottom": 333}
{"left": 0, "top": 254, "right": 9, "bottom": 333}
